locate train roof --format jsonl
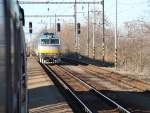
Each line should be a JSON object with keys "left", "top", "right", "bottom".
{"left": 43, "top": 32, "right": 54, "bottom": 35}
{"left": 40, "top": 35, "right": 49, "bottom": 39}
{"left": 40, "top": 32, "right": 59, "bottom": 39}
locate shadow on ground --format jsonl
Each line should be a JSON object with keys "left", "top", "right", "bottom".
{"left": 28, "top": 85, "right": 65, "bottom": 109}
{"left": 62, "top": 52, "right": 114, "bottom": 67}
{"left": 28, "top": 77, "right": 150, "bottom": 113}
{"left": 74, "top": 89, "right": 150, "bottom": 113}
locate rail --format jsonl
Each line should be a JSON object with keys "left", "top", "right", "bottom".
{"left": 43, "top": 64, "right": 93, "bottom": 113}
{"left": 56, "top": 65, "right": 131, "bottom": 113}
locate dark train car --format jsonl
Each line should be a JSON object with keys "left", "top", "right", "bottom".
{"left": 0, "top": 0, "right": 27, "bottom": 113}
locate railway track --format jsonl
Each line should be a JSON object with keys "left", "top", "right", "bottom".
{"left": 60, "top": 59, "right": 150, "bottom": 112}
{"left": 62, "top": 65, "right": 150, "bottom": 112}
{"left": 43, "top": 64, "right": 130, "bottom": 113}
{"left": 62, "top": 58, "right": 150, "bottom": 91}
{"left": 76, "top": 65, "right": 145, "bottom": 91}
{"left": 82, "top": 65, "right": 150, "bottom": 91}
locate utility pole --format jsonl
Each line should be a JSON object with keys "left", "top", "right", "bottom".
{"left": 87, "top": 3, "right": 90, "bottom": 57}
{"left": 101, "top": 0, "right": 105, "bottom": 62}
{"left": 55, "top": 14, "right": 57, "bottom": 33}
{"left": 92, "top": 0, "right": 96, "bottom": 59}
{"left": 74, "top": 0, "right": 77, "bottom": 56}
{"left": 77, "top": 23, "right": 80, "bottom": 56}
{"left": 115, "top": 0, "right": 118, "bottom": 69}
{"left": 139, "top": 38, "right": 143, "bottom": 72}
{"left": 48, "top": 8, "right": 51, "bottom": 30}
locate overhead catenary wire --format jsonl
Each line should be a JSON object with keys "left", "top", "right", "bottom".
{"left": 25, "top": 15, "right": 75, "bottom": 17}
{"left": 19, "top": 1, "right": 101, "bottom": 4}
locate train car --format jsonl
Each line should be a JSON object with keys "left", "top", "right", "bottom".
{"left": 0, "top": 1, "right": 27, "bottom": 113}
{"left": 32, "top": 32, "right": 61, "bottom": 64}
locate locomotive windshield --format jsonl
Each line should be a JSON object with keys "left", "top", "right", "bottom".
{"left": 41, "top": 39, "right": 50, "bottom": 44}
{"left": 40, "top": 38, "right": 59, "bottom": 45}
{"left": 50, "top": 39, "right": 59, "bottom": 44}
{"left": 40, "top": 33, "right": 60, "bottom": 45}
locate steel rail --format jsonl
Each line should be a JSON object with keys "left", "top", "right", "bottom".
{"left": 43, "top": 64, "right": 92, "bottom": 113}
{"left": 57, "top": 65, "right": 131, "bottom": 113}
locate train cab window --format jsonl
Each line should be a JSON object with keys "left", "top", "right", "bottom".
{"left": 41, "top": 39, "right": 50, "bottom": 44}
{"left": 50, "top": 39, "right": 59, "bottom": 44}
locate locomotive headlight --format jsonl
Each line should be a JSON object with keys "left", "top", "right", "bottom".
{"left": 53, "top": 55, "right": 57, "bottom": 58}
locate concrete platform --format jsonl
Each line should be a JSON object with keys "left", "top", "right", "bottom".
{"left": 27, "top": 57, "right": 73, "bottom": 113}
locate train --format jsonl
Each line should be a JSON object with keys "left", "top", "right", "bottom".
{"left": 32, "top": 32, "right": 61, "bottom": 64}
{"left": 0, "top": 1, "right": 27, "bottom": 113}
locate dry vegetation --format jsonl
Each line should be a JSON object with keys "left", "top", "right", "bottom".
{"left": 58, "top": 15, "right": 150, "bottom": 76}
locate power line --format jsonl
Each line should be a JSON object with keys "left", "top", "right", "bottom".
{"left": 19, "top": 1, "right": 101, "bottom": 4}
{"left": 25, "top": 15, "right": 74, "bottom": 17}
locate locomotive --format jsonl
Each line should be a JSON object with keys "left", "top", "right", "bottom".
{"left": 32, "top": 32, "right": 61, "bottom": 64}
{"left": 0, "top": 1, "right": 27, "bottom": 113}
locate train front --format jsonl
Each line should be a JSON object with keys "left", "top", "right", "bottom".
{"left": 38, "top": 33, "right": 61, "bottom": 64}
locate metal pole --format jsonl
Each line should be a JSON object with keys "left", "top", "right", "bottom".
{"left": 92, "top": 0, "right": 95, "bottom": 59}
{"left": 55, "top": 14, "right": 56, "bottom": 33}
{"left": 102, "top": 0, "right": 105, "bottom": 62}
{"left": 48, "top": 8, "right": 51, "bottom": 30}
{"left": 77, "top": 33, "right": 80, "bottom": 56}
{"left": 139, "top": 38, "right": 143, "bottom": 72}
{"left": 74, "top": 0, "right": 77, "bottom": 55}
{"left": 115, "top": 0, "right": 118, "bottom": 69}
{"left": 29, "top": 33, "right": 31, "bottom": 56}
{"left": 50, "top": 11, "right": 51, "bottom": 30}
{"left": 87, "top": 3, "right": 90, "bottom": 57}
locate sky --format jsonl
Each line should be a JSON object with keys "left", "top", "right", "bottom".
{"left": 19, "top": 0, "right": 150, "bottom": 40}
{"left": 105, "top": 0, "right": 150, "bottom": 26}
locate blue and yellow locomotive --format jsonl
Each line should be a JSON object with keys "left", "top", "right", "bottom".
{"left": 33, "top": 32, "right": 61, "bottom": 64}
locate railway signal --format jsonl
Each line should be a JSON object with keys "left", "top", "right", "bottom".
{"left": 77, "top": 23, "right": 80, "bottom": 34}
{"left": 57, "top": 23, "right": 61, "bottom": 32}
{"left": 77, "top": 23, "right": 81, "bottom": 58}
{"left": 29, "top": 22, "right": 32, "bottom": 33}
